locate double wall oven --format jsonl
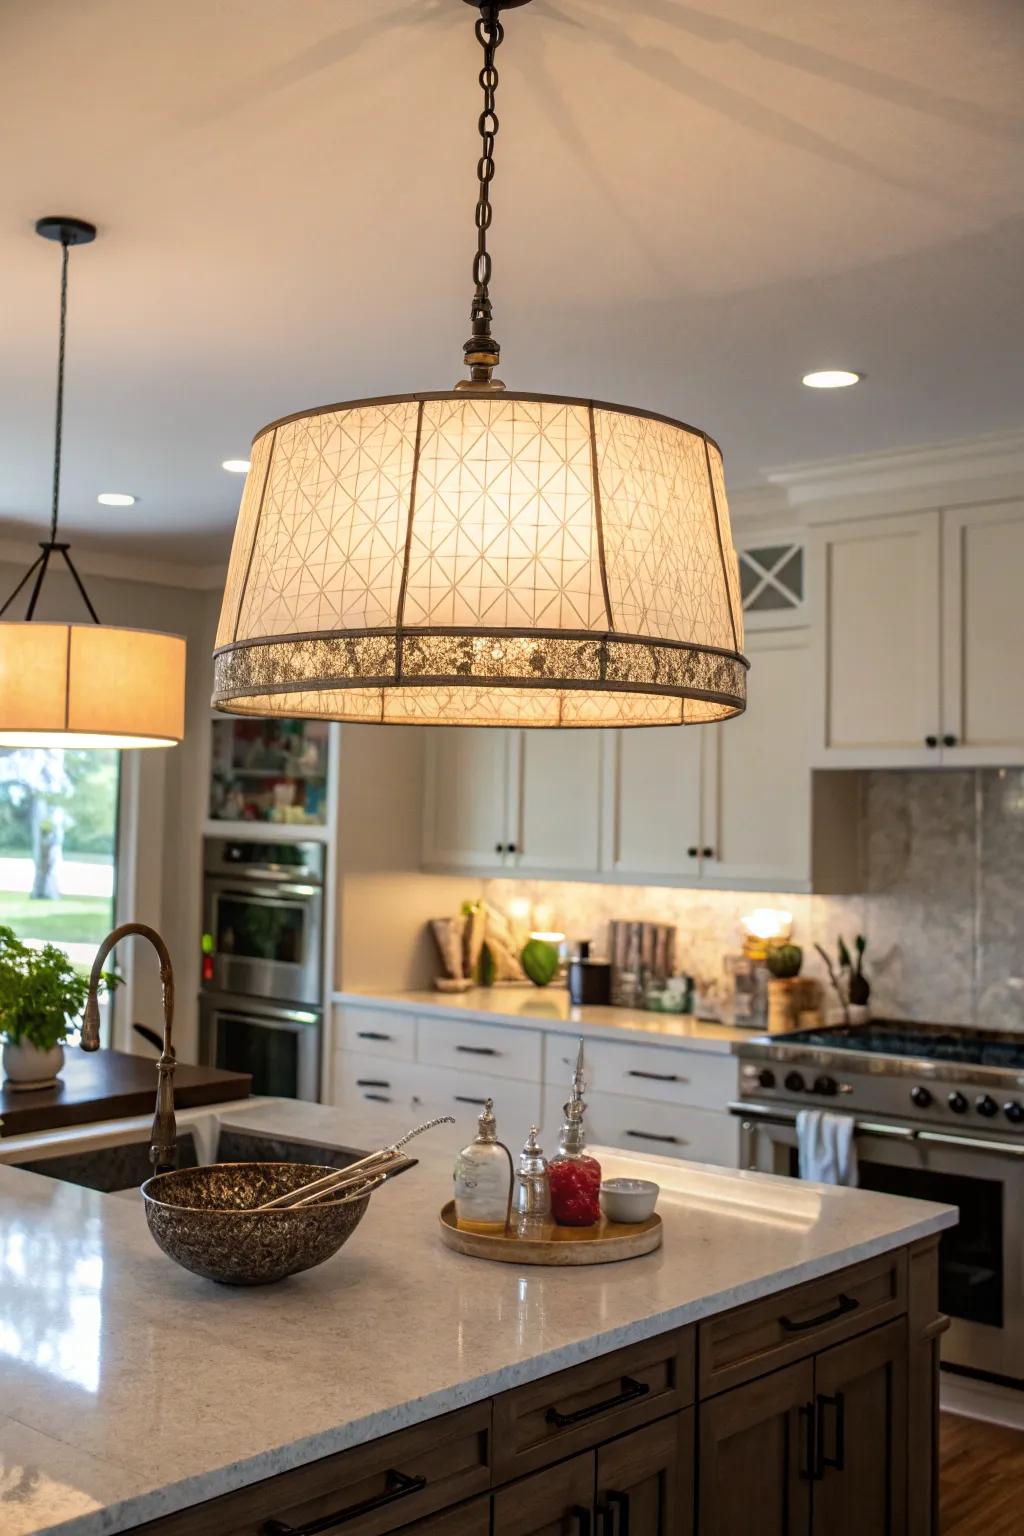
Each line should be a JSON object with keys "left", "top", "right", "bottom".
{"left": 200, "top": 839, "right": 324, "bottom": 1100}
{"left": 733, "top": 1020, "right": 1024, "bottom": 1385}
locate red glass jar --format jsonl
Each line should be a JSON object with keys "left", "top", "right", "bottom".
{"left": 548, "top": 1149, "right": 602, "bottom": 1226}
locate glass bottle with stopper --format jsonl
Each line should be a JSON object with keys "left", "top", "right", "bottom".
{"left": 514, "top": 1124, "right": 552, "bottom": 1239}
{"left": 453, "top": 1097, "right": 514, "bottom": 1235}
{"left": 548, "top": 1039, "right": 602, "bottom": 1226}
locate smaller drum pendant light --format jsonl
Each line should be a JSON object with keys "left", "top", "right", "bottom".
{"left": 0, "top": 218, "right": 185, "bottom": 749}
{"left": 213, "top": 0, "right": 747, "bottom": 728}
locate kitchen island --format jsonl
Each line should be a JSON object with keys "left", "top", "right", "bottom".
{"left": 0, "top": 1097, "right": 955, "bottom": 1536}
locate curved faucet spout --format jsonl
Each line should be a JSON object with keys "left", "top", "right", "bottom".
{"left": 83, "top": 923, "right": 178, "bottom": 1174}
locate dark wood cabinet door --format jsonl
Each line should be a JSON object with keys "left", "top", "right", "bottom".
{"left": 811, "top": 1319, "right": 908, "bottom": 1536}
{"left": 493, "top": 1450, "right": 595, "bottom": 1536}
{"left": 698, "top": 1360, "right": 814, "bottom": 1536}
{"left": 597, "top": 1411, "right": 693, "bottom": 1536}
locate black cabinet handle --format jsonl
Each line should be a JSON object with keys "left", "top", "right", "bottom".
{"left": 494, "top": 842, "right": 504, "bottom": 855}
{"left": 798, "top": 1402, "right": 817, "bottom": 1482}
{"left": 454, "top": 1095, "right": 489, "bottom": 1106}
{"left": 625, "top": 1129, "right": 681, "bottom": 1145}
{"left": 687, "top": 845, "right": 698, "bottom": 858}
{"left": 455, "top": 1044, "right": 499, "bottom": 1056}
{"left": 605, "top": 1490, "right": 630, "bottom": 1536}
{"left": 780, "top": 1292, "right": 859, "bottom": 1333}
{"left": 363, "top": 1093, "right": 392, "bottom": 1103}
{"left": 355, "top": 1078, "right": 390, "bottom": 1088}
{"left": 925, "top": 735, "right": 938, "bottom": 748}
{"left": 262, "top": 1469, "right": 426, "bottom": 1535}
{"left": 570, "top": 1508, "right": 592, "bottom": 1536}
{"left": 356, "top": 1030, "right": 393, "bottom": 1041}
{"left": 943, "top": 733, "right": 957, "bottom": 748}
{"left": 702, "top": 846, "right": 715, "bottom": 858}
{"left": 507, "top": 842, "right": 517, "bottom": 854}
{"left": 627, "top": 1068, "right": 682, "bottom": 1083}
{"left": 545, "top": 1375, "right": 650, "bottom": 1428}
{"left": 815, "top": 1391, "right": 845, "bottom": 1476}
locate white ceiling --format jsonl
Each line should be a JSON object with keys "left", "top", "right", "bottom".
{"left": 2, "top": 0, "right": 1022, "bottom": 564}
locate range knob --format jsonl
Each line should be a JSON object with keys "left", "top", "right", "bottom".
{"left": 910, "top": 1085, "right": 933, "bottom": 1109}
{"left": 948, "top": 1091, "right": 968, "bottom": 1114}
{"left": 1004, "top": 1101, "right": 1024, "bottom": 1125}
{"left": 757, "top": 1068, "right": 776, "bottom": 1090}
{"left": 784, "top": 1071, "right": 806, "bottom": 1093}
{"left": 976, "top": 1094, "right": 999, "bottom": 1118}
{"left": 812, "top": 1075, "right": 838, "bottom": 1097}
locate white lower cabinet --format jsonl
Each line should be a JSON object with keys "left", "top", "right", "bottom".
{"left": 333, "top": 1049, "right": 542, "bottom": 1141}
{"left": 331, "top": 1004, "right": 739, "bottom": 1169}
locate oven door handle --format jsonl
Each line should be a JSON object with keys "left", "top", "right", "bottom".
{"left": 210, "top": 882, "right": 320, "bottom": 900}
{"left": 916, "top": 1130, "right": 1024, "bottom": 1157}
{"left": 728, "top": 1103, "right": 919, "bottom": 1140}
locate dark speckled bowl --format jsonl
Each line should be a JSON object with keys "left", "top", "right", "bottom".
{"left": 140, "top": 1162, "right": 374, "bottom": 1285}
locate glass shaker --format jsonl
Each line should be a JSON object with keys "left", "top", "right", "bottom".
{"left": 453, "top": 1098, "right": 514, "bottom": 1235}
{"left": 514, "top": 1125, "right": 552, "bottom": 1239}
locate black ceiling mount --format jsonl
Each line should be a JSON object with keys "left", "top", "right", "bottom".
{"left": 35, "top": 216, "right": 97, "bottom": 246}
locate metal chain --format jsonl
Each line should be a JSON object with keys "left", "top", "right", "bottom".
{"left": 49, "top": 237, "right": 71, "bottom": 544}
{"left": 461, "top": 4, "right": 505, "bottom": 387}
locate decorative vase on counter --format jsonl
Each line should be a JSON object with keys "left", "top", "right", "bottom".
{"left": 548, "top": 1039, "right": 602, "bottom": 1227}
{"left": 2, "top": 1040, "right": 65, "bottom": 1091}
{"left": 453, "top": 1099, "right": 514, "bottom": 1235}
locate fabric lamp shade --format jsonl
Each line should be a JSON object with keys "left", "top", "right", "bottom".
{"left": 0, "top": 623, "right": 186, "bottom": 748}
{"left": 213, "top": 392, "right": 747, "bottom": 727}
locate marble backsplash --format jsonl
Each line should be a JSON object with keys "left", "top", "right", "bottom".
{"left": 481, "top": 769, "right": 1024, "bottom": 1030}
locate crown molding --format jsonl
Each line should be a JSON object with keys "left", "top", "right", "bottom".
{"left": 761, "top": 429, "right": 1024, "bottom": 510}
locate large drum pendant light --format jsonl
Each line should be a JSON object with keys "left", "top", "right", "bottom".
{"left": 213, "top": 1, "right": 747, "bottom": 729}
{"left": 0, "top": 218, "right": 185, "bottom": 749}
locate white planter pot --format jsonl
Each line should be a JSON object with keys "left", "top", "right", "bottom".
{"left": 2, "top": 1040, "right": 65, "bottom": 1091}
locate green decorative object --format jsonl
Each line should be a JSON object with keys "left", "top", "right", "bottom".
{"left": 476, "top": 941, "right": 496, "bottom": 988}
{"left": 521, "top": 938, "right": 559, "bottom": 988}
{"left": 765, "top": 943, "right": 802, "bottom": 979}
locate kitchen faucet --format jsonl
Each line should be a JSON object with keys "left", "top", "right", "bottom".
{"left": 82, "top": 923, "right": 178, "bottom": 1175}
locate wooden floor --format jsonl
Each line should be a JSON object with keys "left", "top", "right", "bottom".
{"left": 940, "top": 1412, "right": 1024, "bottom": 1534}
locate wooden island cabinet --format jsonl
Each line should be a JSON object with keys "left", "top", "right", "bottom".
{"left": 129, "top": 1238, "right": 942, "bottom": 1536}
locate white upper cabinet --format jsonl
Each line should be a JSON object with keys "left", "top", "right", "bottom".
{"left": 811, "top": 501, "right": 1024, "bottom": 769}
{"left": 810, "top": 512, "right": 942, "bottom": 766}
{"left": 606, "top": 725, "right": 704, "bottom": 879}
{"left": 421, "top": 728, "right": 515, "bottom": 869}
{"left": 942, "top": 501, "right": 1024, "bottom": 764}
{"left": 704, "top": 630, "right": 814, "bottom": 889}
{"left": 508, "top": 730, "right": 603, "bottom": 875}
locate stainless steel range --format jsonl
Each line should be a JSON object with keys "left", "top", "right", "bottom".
{"left": 733, "top": 1020, "right": 1024, "bottom": 1386}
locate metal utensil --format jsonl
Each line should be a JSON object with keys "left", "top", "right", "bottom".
{"left": 254, "top": 1115, "right": 456, "bottom": 1211}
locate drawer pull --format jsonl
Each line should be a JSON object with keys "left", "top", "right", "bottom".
{"left": 627, "top": 1069, "right": 682, "bottom": 1083}
{"left": 815, "top": 1390, "right": 845, "bottom": 1476}
{"left": 262, "top": 1469, "right": 426, "bottom": 1535}
{"left": 625, "top": 1130, "right": 681, "bottom": 1145}
{"left": 454, "top": 1095, "right": 489, "bottom": 1106}
{"left": 455, "top": 1044, "right": 499, "bottom": 1056}
{"left": 570, "top": 1508, "right": 592, "bottom": 1536}
{"left": 363, "top": 1093, "right": 392, "bottom": 1103}
{"left": 545, "top": 1374, "right": 650, "bottom": 1428}
{"left": 356, "top": 1030, "right": 393, "bottom": 1041}
{"left": 356, "top": 1078, "right": 390, "bottom": 1088}
{"left": 780, "top": 1292, "right": 859, "bottom": 1333}
{"left": 798, "top": 1402, "right": 816, "bottom": 1482}
{"left": 603, "top": 1490, "right": 630, "bottom": 1536}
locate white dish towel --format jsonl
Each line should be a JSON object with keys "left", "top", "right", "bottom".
{"left": 796, "top": 1109, "right": 858, "bottom": 1186}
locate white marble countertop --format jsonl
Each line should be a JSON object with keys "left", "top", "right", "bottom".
{"left": 1, "top": 1096, "right": 956, "bottom": 1536}
{"left": 334, "top": 987, "right": 751, "bottom": 1053}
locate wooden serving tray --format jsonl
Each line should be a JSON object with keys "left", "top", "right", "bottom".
{"left": 438, "top": 1200, "right": 662, "bottom": 1266}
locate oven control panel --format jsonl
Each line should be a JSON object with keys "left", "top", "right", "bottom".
{"left": 739, "top": 1062, "right": 1024, "bottom": 1130}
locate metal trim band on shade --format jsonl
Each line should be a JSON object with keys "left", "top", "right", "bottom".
{"left": 212, "top": 628, "right": 747, "bottom": 713}
{"left": 248, "top": 390, "right": 725, "bottom": 460}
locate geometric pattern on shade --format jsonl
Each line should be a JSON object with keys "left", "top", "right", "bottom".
{"left": 214, "top": 391, "right": 747, "bottom": 728}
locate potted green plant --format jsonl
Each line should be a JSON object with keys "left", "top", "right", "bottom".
{"left": 0, "top": 926, "right": 91, "bottom": 1091}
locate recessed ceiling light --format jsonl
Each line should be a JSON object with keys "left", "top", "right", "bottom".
{"left": 222, "top": 458, "right": 251, "bottom": 474}
{"left": 801, "top": 370, "right": 862, "bottom": 389}
{"left": 97, "top": 492, "right": 137, "bottom": 506}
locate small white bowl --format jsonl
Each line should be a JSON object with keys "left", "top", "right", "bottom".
{"left": 599, "top": 1177, "right": 659, "bottom": 1223}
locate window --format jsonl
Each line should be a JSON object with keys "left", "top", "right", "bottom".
{"left": 0, "top": 749, "right": 119, "bottom": 968}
